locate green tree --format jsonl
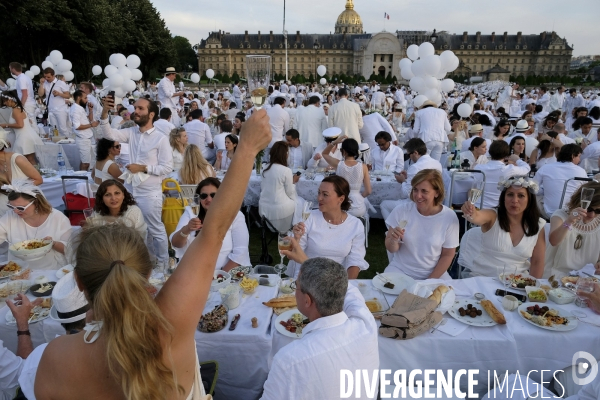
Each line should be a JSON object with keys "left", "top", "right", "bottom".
{"left": 172, "top": 36, "right": 197, "bottom": 72}
{"left": 221, "top": 73, "right": 231, "bottom": 84}
{"left": 231, "top": 72, "right": 240, "bottom": 82}
{"left": 308, "top": 73, "right": 315, "bottom": 82}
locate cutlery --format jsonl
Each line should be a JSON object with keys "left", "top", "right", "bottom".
{"left": 375, "top": 272, "right": 391, "bottom": 283}
{"left": 581, "top": 271, "right": 596, "bottom": 279}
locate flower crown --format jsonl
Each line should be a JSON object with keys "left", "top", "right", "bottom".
{"left": 497, "top": 176, "right": 539, "bottom": 194}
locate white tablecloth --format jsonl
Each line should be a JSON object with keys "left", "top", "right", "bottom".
{"left": 39, "top": 173, "right": 92, "bottom": 208}
{"left": 43, "top": 142, "right": 81, "bottom": 171}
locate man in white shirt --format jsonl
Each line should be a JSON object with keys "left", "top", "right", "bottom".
{"left": 380, "top": 138, "right": 442, "bottom": 220}
{"left": 536, "top": 86, "right": 551, "bottom": 113}
{"left": 533, "top": 144, "right": 587, "bottom": 218}
{"left": 9, "top": 62, "right": 36, "bottom": 118}
{"left": 261, "top": 257, "right": 379, "bottom": 400}
{"left": 100, "top": 97, "right": 173, "bottom": 263}
{"left": 569, "top": 117, "right": 595, "bottom": 144}
{"left": 328, "top": 88, "right": 363, "bottom": 143}
{"left": 157, "top": 67, "right": 184, "bottom": 127}
{"left": 266, "top": 97, "right": 290, "bottom": 149}
{"left": 184, "top": 109, "right": 214, "bottom": 162}
{"left": 153, "top": 108, "right": 176, "bottom": 137}
{"left": 38, "top": 67, "right": 70, "bottom": 136}
{"left": 372, "top": 131, "right": 404, "bottom": 173}
{"left": 79, "top": 82, "right": 103, "bottom": 140}
{"left": 549, "top": 86, "right": 566, "bottom": 113}
{"left": 232, "top": 80, "right": 242, "bottom": 110}
{"left": 580, "top": 128, "right": 600, "bottom": 170}
{"left": 554, "top": 123, "right": 576, "bottom": 145}
{"left": 359, "top": 109, "right": 395, "bottom": 151}
{"left": 296, "top": 97, "right": 328, "bottom": 149}
{"left": 413, "top": 101, "right": 451, "bottom": 161}
{"left": 498, "top": 83, "right": 519, "bottom": 110}
{"left": 70, "top": 90, "right": 99, "bottom": 171}
{"left": 285, "top": 129, "right": 313, "bottom": 169}
{"left": 370, "top": 89, "right": 386, "bottom": 110}
{"left": 563, "top": 89, "right": 586, "bottom": 121}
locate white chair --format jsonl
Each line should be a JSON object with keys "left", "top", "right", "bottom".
{"left": 179, "top": 184, "right": 197, "bottom": 200}
{"left": 35, "top": 144, "right": 73, "bottom": 171}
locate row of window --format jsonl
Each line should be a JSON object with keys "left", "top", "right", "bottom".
{"left": 462, "top": 57, "right": 568, "bottom": 64}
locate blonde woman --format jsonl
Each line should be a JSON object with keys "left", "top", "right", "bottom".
{"left": 169, "top": 127, "right": 188, "bottom": 172}
{"left": 177, "top": 144, "right": 216, "bottom": 185}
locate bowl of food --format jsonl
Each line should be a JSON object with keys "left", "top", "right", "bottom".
{"left": 239, "top": 276, "right": 259, "bottom": 294}
{"left": 548, "top": 288, "right": 576, "bottom": 305}
{"left": 0, "top": 261, "right": 26, "bottom": 278}
{"left": 526, "top": 286, "right": 548, "bottom": 303}
{"left": 211, "top": 270, "right": 231, "bottom": 292}
{"left": 9, "top": 239, "right": 53, "bottom": 261}
{"left": 228, "top": 266, "right": 252, "bottom": 281}
{"left": 198, "top": 303, "right": 229, "bottom": 333}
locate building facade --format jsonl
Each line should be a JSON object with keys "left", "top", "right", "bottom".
{"left": 195, "top": 0, "right": 573, "bottom": 81}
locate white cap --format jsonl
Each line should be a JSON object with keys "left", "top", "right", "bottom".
{"left": 50, "top": 271, "right": 89, "bottom": 323}
{"left": 322, "top": 127, "right": 342, "bottom": 139}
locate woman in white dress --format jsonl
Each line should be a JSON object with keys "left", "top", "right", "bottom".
{"left": 387, "top": 103, "right": 405, "bottom": 134}
{"left": 177, "top": 144, "right": 215, "bottom": 185}
{"left": 461, "top": 137, "right": 488, "bottom": 168}
{"left": 0, "top": 179, "right": 72, "bottom": 270}
{"left": 385, "top": 169, "right": 459, "bottom": 280}
{"left": 214, "top": 134, "right": 237, "bottom": 171}
{"left": 322, "top": 137, "right": 371, "bottom": 218}
{"left": 462, "top": 176, "right": 546, "bottom": 278}
{"left": 0, "top": 90, "right": 43, "bottom": 165}
{"left": 291, "top": 175, "right": 368, "bottom": 279}
{"left": 93, "top": 138, "right": 123, "bottom": 185}
{"left": 91, "top": 180, "right": 147, "bottom": 240}
{"left": 545, "top": 182, "right": 600, "bottom": 278}
{"left": 492, "top": 120, "right": 511, "bottom": 141}
{"left": 170, "top": 177, "right": 250, "bottom": 271}
{"left": 169, "top": 127, "right": 188, "bottom": 172}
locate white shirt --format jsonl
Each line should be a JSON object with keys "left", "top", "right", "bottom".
{"left": 372, "top": 143, "right": 404, "bottom": 173}
{"left": 0, "top": 339, "right": 23, "bottom": 392}
{"left": 414, "top": 107, "right": 451, "bottom": 143}
{"left": 549, "top": 92, "right": 565, "bottom": 112}
{"left": 558, "top": 133, "right": 576, "bottom": 145}
{"left": 69, "top": 103, "right": 94, "bottom": 139}
{"left": 212, "top": 133, "right": 227, "bottom": 151}
{"left": 288, "top": 145, "right": 303, "bottom": 169}
{"left": 100, "top": 121, "right": 173, "bottom": 197}
{"left": 359, "top": 113, "right": 395, "bottom": 151}
{"left": 580, "top": 141, "right": 600, "bottom": 167}
{"left": 259, "top": 163, "right": 296, "bottom": 220}
{"left": 401, "top": 155, "right": 442, "bottom": 198}
{"left": 370, "top": 91, "right": 386, "bottom": 109}
{"left": 564, "top": 94, "right": 586, "bottom": 116}
{"left": 296, "top": 105, "right": 328, "bottom": 148}
{"left": 15, "top": 73, "right": 35, "bottom": 106}
{"left": 307, "top": 142, "right": 343, "bottom": 169}
{"left": 232, "top": 85, "right": 242, "bottom": 99}
{"left": 261, "top": 285, "right": 379, "bottom": 400}
{"left": 537, "top": 93, "right": 551, "bottom": 112}
{"left": 42, "top": 78, "right": 69, "bottom": 112}
{"left": 385, "top": 202, "right": 459, "bottom": 280}
{"left": 153, "top": 119, "right": 175, "bottom": 137}
{"left": 533, "top": 161, "right": 588, "bottom": 216}
{"left": 475, "top": 160, "right": 531, "bottom": 209}
{"left": 157, "top": 77, "right": 177, "bottom": 109}
{"left": 266, "top": 105, "right": 290, "bottom": 147}
{"left": 569, "top": 129, "right": 597, "bottom": 143}
{"left": 184, "top": 119, "right": 213, "bottom": 159}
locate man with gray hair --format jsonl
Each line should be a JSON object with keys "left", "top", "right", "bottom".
{"left": 261, "top": 255, "right": 379, "bottom": 400}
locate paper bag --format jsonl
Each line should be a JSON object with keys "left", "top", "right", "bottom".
{"left": 379, "top": 311, "right": 443, "bottom": 340}
{"left": 380, "top": 289, "right": 439, "bottom": 328}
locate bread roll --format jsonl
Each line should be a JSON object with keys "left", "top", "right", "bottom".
{"left": 40, "top": 298, "right": 52, "bottom": 308}
{"left": 263, "top": 297, "right": 297, "bottom": 308}
{"left": 428, "top": 285, "right": 449, "bottom": 305}
{"left": 480, "top": 299, "right": 506, "bottom": 324}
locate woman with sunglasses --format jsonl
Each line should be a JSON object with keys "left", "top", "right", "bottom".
{"left": 546, "top": 182, "right": 600, "bottom": 278}
{"left": 0, "top": 179, "right": 72, "bottom": 270}
{"left": 93, "top": 138, "right": 123, "bottom": 185}
{"left": 170, "top": 177, "right": 250, "bottom": 271}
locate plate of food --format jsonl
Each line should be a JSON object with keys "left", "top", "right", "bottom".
{"left": 372, "top": 273, "right": 416, "bottom": 295}
{"left": 448, "top": 298, "right": 506, "bottom": 327}
{"left": 29, "top": 282, "right": 56, "bottom": 297}
{"left": 275, "top": 309, "right": 309, "bottom": 339}
{"left": 0, "top": 261, "right": 24, "bottom": 278}
{"left": 198, "top": 303, "right": 229, "bottom": 333}
{"left": 228, "top": 266, "right": 252, "bottom": 281}
{"left": 56, "top": 264, "right": 75, "bottom": 280}
{"left": 9, "top": 239, "right": 53, "bottom": 261}
{"left": 0, "top": 280, "right": 31, "bottom": 301}
{"left": 518, "top": 303, "right": 577, "bottom": 332}
{"left": 498, "top": 273, "right": 540, "bottom": 291}
{"left": 5, "top": 301, "right": 52, "bottom": 325}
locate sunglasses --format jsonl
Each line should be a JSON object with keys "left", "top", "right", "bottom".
{"left": 7, "top": 200, "right": 35, "bottom": 212}
{"left": 112, "top": 145, "right": 121, "bottom": 149}
{"left": 199, "top": 192, "right": 217, "bottom": 200}
{"left": 588, "top": 207, "right": 600, "bottom": 214}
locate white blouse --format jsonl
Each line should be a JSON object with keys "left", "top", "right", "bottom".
{"left": 0, "top": 210, "right": 72, "bottom": 270}
{"left": 259, "top": 163, "right": 296, "bottom": 221}
{"left": 172, "top": 148, "right": 184, "bottom": 171}
{"left": 169, "top": 207, "right": 250, "bottom": 270}
{"left": 92, "top": 205, "right": 147, "bottom": 240}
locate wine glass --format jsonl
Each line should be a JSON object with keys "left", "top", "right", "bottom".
{"left": 245, "top": 55, "right": 271, "bottom": 110}
{"left": 575, "top": 277, "right": 595, "bottom": 307}
{"left": 396, "top": 220, "right": 408, "bottom": 243}
{"left": 498, "top": 263, "right": 517, "bottom": 289}
{"left": 384, "top": 162, "right": 391, "bottom": 175}
{"left": 466, "top": 180, "right": 484, "bottom": 220}
{"left": 580, "top": 188, "right": 595, "bottom": 211}
{"left": 302, "top": 201, "right": 313, "bottom": 221}
{"left": 191, "top": 194, "right": 200, "bottom": 215}
{"left": 275, "top": 232, "right": 292, "bottom": 277}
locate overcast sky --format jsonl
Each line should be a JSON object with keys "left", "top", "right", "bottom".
{"left": 152, "top": 0, "right": 599, "bottom": 57}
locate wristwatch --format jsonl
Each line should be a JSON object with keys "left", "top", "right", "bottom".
{"left": 17, "top": 330, "right": 31, "bottom": 336}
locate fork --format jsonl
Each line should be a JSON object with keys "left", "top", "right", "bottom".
{"left": 375, "top": 272, "right": 391, "bottom": 283}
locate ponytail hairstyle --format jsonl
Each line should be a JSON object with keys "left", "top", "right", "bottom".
{"left": 73, "top": 224, "right": 183, "bottom": 400}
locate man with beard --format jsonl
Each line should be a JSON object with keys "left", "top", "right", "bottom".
{"left": 99, "top": 96, "right": 173, "bottom": 263}
{"left": 70, "top": 90, "right": 99, "bottom": 171}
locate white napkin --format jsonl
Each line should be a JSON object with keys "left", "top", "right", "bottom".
{"left": 571, "top": 263, "right": 597, "bottom": 277}
{"left": 436, "top": 317, "right": 469, "bottom": 337}
{"left": 57, "top": 138, "right": 75, "bottom": 144}
{"left": 119, "top": 171, "right": 149, "bottom": 187}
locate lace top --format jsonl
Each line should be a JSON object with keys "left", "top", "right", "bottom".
{"left": 336, "top": 161, "right": 363, "bottom": 192}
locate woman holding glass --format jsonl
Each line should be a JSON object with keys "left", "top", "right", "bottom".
{"left": 170, "top": 177, "right": 250, "bottom": 271}
{"left": 214, "top": 134, "right": 238, "bottom": 171}
{"left": 461, "top": 176, "right": 546, "bottom": 278}
{"left": 290, "top": 175, "right": 368, "bottom": 279}
{"left": 545, "top": 182, "right": 600, "bottom": 278}
{"left": 385, "top": 169, "right": 459, "bottom": 280}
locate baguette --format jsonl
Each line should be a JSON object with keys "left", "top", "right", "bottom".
{"left": 428, "top": 285, "right": 449, "bottom": 305}
{"left": 263, "top": 297, "right": 297, "bottom": 308}
{"left": 480, "top": 299, "right": 506, "bottom": 325}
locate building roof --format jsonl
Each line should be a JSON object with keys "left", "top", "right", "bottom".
{"left": 483, "top": 64, "right": 510, "bottom": 74}
{"left": 335, "top": 0, "right": 363, "bottom": 33}
{"left": 434, "top": 31, "right": 573, "bottom": 51}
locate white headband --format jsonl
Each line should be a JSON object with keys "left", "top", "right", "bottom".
{"left": 1, "top": 179, "right": 40, "bottom": 198}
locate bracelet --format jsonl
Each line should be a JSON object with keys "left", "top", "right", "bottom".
{"left": 563, "top": 222, "right": 572, "bottom": 231}
{"left": 17, "top": 330, "right": 30, "bottom": 336}
{"left": 179, "top": 230, "right": 189, "bottom": 238}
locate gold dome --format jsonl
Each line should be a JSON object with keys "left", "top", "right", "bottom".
{"left": 335, "top": 0, "right": 363, "bottom": 34}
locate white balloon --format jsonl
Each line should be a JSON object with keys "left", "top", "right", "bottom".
{"left": 430, "top": 92, "right": 442, "bottom": 105}
{"left": 406, "top": 44, "right": 419, "bottom": 61}
{"left": 411, "top": 59, "right": 425, "bottom": 77}
{"left": 413, "top": 95, "right": 428, "bottom": 108}
{"left": 41, "top": 61, "right": 54, "bottom": 70}
{"left": 447, "top": 55, "right": 460, "bottom": 73}
{"left": 422, "top": 54, "right": 441, "bottom": 76}
{"left": 439, "top": 50, "right": 455, "bottom": 71}
{"left": 123, "top": 79, "right": 136, "bottom": 92}
{"left": 418, "top": 42, "right": 435, "bottom": 59}
{"left": 131, "top": 69, "right": 143, "bottom": 81}
{"left": 319, "top": 78, "right": 327, "bottom": 85}
{"left": 114, "top": 87, "right": 126, "bottom": 98}
{"left": 111, "top": 53, "right": 127, "bottom": 68}
{"left": 317, "top": 65, "right": 326, "bottom": 77}
{"left": 424, "top": 76, "right": 439, "bottom": 89}
{"left": 24, "top": 71, "right": 34, "bottom": 79}
{"left": 109, "top": 74, "right": 124, "bottom": 88}
{"left": 57, "top": 59, "right": 72, "bottom": 72}
{"left": 49, "top": 50, "right": 63, "bottom": 65}
{"left": 92, "top": 65, "right": 103, "bottom": 76}
{"left": 435, "top": 70, "right": 447, "bottom": 80}
{"left": 409, "top": 76, "right": 425, "bottom": 93}
{"left": 104, "top": 65, "right": 118, "bottom": 78}
{"left": 399, "top": 58, "right": 412, "bottom": 71}
{"left": 440, "top": 79, "right": 455, "bottom": 93}
{"left": 401, "top": 68, "right": 414, "bottom": 80}
{"left": 457, "top": 103, "right": 472, "bottom": 118}
{"left": 118, "top": 67, "right": 132, "bottom": 80}
{"left": 424, "top": 88, "right": 439, "bottom": 101}
{"left": 63, "top": 71, "right": 74, "bottom": 82}
{"left": 30, "top": 66, "right": 40, "bottom": 75}
{"left": 206, "top": 69, "right": 215, "bottom": 79}
{"left": 102, "top": 78, "right": 110, "bottom": 89}
{"left": 126, "top": 54, "right": 141, "bottom": 69}
{"left": 190, "top": 73, "right": 200, "bottom": 83}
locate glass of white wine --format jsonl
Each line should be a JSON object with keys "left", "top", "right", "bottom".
{"left": 466, "top": 180, "right": 484, "bottom": 220}
{"left": 396, "top": 220, "right": 408, "bottom": 243}
{"left": 580, "top": 188, "right": 595, "bottom": 210}
{"left": 191, "top": 194, "right": 200, "bottom": 215}
{"left": 302, "top": 201, "right": 313, "bottom": 221}
{"left": 275, "top": 231, "right": 292, "bottom": 277}
{"left": 245, "top": 55, "right": 271, "bottom": 110}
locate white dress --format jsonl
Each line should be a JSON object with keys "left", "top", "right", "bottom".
{"left": 172, "top": 148, "right": 184, "bottom": 171}
{"left": 10, "top": 115, "right": 43, "bottom": 155}
{"left": 335, "top": 162, "right": 366, "bottom": 218}
{"left": 469, "top": 212, "right": 546, "bottom": 278}
{"left": 94, "top": 159, "right": 116, "bottom": 183}
{"left": 91, "top": 205, "right": 147, "bottom": 240}
{"left": 0, "top": 153, "right": 31, "bottom": 217}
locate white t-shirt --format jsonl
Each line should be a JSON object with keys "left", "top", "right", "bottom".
{"left": 533, "top": 161, "right": 588, "bottom": 216}
{"left": 385, "top": 202, "right": 459, "bottom": 280}
{"left": 42, "top": 78, "right": 69, "bottom": 112}
{"left": 16, "top": 73, "right": 35, "bottom": 106}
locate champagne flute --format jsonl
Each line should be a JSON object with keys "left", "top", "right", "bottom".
{"left": 575, "top": 277, "right": 595, "bottom": 307}
{"left": 396, "top": 220, "right": 408, "bottom": 243}
{"left": 275, "top": 232, "right": 292, "bottom": 277}
{"left": 246, "top": 55, "right": 271, "bottom": 110}
{"left": 302, "top": 201, "right": 313, "bottom": 221}
{"left": 83, "top": 208, "right": 94, "bottom": 224}
{"left": 385, "top": 162, "right": 391, "bottom": 175}
{"left": 580, "top": 188, "right": 595, "bottom": 210}
{"left": 466, "top": 180, "right": 484, "bottom": 220}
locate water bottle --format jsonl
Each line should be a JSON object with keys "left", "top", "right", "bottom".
{"left": 57, "top": 152, "right": 66, "bottom": 175}
{"left": 453, "top": 150, "right": 461, "bottom": 169}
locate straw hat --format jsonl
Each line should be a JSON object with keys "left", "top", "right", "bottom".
{"left": 468, "top": 124, "right": 483, "bottom": 134}
{"left": 515, "top": 120, "right": 529, "bottom": 132}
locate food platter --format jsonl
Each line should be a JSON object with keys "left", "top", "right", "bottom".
{"left": 0, "top": 280, "right": 31, "bottom": 300}
{"left": 29, "top": 282, "right": 56, "bottom": 297}
{"left": 9, "top": 239, "right": 53, "bottom": 261}
{"left": 275, "top": 308, "right": 308, "bottom": 339}
{"left": 372, "top": 273, "right": 415, "bottom": 295}
{"left": 498, "top": 273, "right": 540, "bottom": 291}
{"left": 0, "top": 261, "right": 25, "bottom": 279}
{"left": 518, "top": 303, "right": 578, "bottom": 332}
{"left": 362, "top": 288, "right": 390, "bottom": 316}
{"left": 56, "top": 264, "right": 75, "bottom": 280}
{"left": 448, "top": 298, "right": 498, "bottom": 327}
{"left": 5, "top": 305, "right": 51, "bottom": 325}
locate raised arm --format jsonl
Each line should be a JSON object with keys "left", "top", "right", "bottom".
{"left": 99, "top": 97, "right": 129, "bottom": 142}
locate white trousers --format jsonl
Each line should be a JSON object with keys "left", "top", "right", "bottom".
{"left": 75, "top": 137, "right": 94, "bottom": 166}
{"left": 136, "top": 194, "right": 169, "bottom": 262}
{"left": 48, "top": 110, "right": 69, "bottom": 137}
{"left": 426, "top": 141, "right": 445, "bottom": 161}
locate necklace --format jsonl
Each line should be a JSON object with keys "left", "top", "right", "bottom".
{"left": 326, "top": 212, "right": 347, "bottom": 229}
